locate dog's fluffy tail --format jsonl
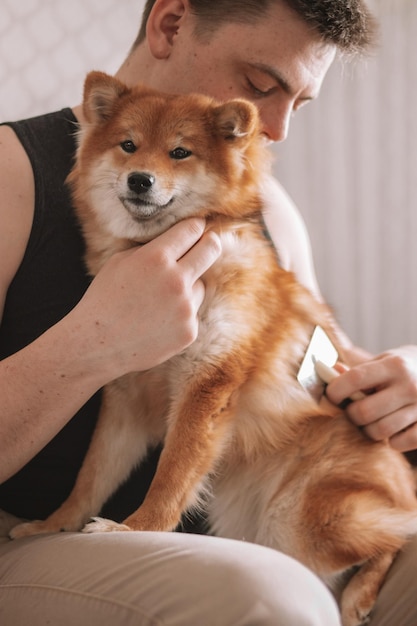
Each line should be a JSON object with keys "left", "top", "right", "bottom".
{"left": 347, "top": 503, "right": 417, "bottom": 552}
{"left": 303, "top": 486, "right": 417, "bottom": 573}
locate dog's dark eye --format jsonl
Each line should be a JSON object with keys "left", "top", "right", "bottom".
{"left": 120, "top": 140, "right": 137, "bottom": 154}
{"left": 169, "top": 147, "right": 192, "bottom": 160}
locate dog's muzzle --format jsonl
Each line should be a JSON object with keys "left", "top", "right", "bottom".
{"left": 121, "top": 172, "right": 174, "bottom": 219}
{"left": 127, "top": 171, "right": 155, "bottom": 194}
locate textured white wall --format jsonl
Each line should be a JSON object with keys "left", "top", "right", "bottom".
{"left": 0, "top": 0, "right": 142, "bottom": 119}
{"left": 1, "top": 0, "right": 415, "bottom": 354}
{"left": 276, "top": 0, "right": 417, "bottom": 353}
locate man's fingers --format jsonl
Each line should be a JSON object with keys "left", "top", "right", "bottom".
{"left": 390, "top": 421, "right": 417, "bottom": 453}
{"left": 193, "top": 278, "right": 206, "bottom": 313}
{"left": 146, "top": 218, "right": 222, "bottom": 281}
{"left": 362, "top": 404, "right": 417, "bottom": 443}
{"left": 327, "top": 362, "right": 381, "bottom": 406}
{"left": 179, "top": 229, "right": 222, "bottom": 281}
{"left": 148, "top": 218, "right": 206, "bottom": 261}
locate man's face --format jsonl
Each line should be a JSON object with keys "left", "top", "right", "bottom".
{"left": 147, "top": 2, "right": 336, "bottom": 143}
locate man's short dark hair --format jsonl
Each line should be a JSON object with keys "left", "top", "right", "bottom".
{"left": 133, "top": 0, "right": 377, "bottom": 55}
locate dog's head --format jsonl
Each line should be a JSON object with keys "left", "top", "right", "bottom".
{"left": 70, "top": 71, "right": 269, "bottom": 242}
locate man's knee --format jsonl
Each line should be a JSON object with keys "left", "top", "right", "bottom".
{"left": 194, "top": 539, "right": 341, "bottom": 626}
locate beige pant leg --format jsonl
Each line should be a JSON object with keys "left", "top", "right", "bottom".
{"left": 0, "top": 511, "right": 340, "bottom": 626}
{"left": 368, "top": 534, "right": 417, "bottom": 626}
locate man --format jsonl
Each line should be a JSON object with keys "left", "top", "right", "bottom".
{"left": 1, "top": 1, "right": 416, "bottom": 624}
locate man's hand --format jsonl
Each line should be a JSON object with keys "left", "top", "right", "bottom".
{"left": 74, "top": 217, "right": 222, "bottom": 379}
{"left": 0, "top": 217, "right": 222, "bottom": 482}
{"left": 326, "top": 346, "right": 417, "bottom": 452}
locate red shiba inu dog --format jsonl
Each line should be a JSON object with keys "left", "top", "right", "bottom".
{"left": 11, "top": 71, "right": 417, "bottom": 626}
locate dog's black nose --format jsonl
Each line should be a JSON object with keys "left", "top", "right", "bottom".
{"left": 127, "top": 172, "right": 155, "bottom": 194}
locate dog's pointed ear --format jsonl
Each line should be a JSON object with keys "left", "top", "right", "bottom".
{"left": 82, "top": 71, "right": 129, "bottom": 124}
{"left": 213, "top": 100, "right": 259, "bottom": 140}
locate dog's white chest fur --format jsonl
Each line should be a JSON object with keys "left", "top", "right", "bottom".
{"left": 189, "top": 229, "right": 261, "bottom": 360}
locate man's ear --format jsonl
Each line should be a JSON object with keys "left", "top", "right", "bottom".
{"left": 146, "top": 0, "right": 188, "bottom": 59}
{"left": 82, "top": 71, "right": 129, "bottom": 124}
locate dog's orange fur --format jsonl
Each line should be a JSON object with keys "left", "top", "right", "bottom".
{"left": 11, "top": 71, "right": 417, "bottom": 626}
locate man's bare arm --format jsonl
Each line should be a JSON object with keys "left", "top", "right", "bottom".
{"left": 0, "top": 128, "right": 221, "bottom": 482}
{"left": 263, "top": 174, "right": 417, "bottom": 452}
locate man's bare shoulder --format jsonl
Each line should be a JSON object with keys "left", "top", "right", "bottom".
{"left": 260, "top": 175, "right": 321, "bottom": 298}
{"left": 0, "top": 125, "right": 34, "bottom": 316}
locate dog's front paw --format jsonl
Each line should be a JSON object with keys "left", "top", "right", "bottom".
{"left": 81, "top": 517, "right": 132, "bottom": 533}
{"left": 122, "top": 505, "right": 180, "bottom": 532}
{"left": 9, "top": 520, "right": 57, "bottom": 540}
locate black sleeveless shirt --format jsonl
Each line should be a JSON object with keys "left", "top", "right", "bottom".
{"left": 0, "top": 109, "right": 162, "bottom": 523}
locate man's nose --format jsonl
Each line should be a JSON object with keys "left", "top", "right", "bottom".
{"left": 260, "top": 105, "right": 292, "bottom": 143}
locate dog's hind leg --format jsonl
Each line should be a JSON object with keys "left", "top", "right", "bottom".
{"left": 300, "top": 481, "right": 417, "bottom": 626}
{"left": 340, "top": 551, "right": 397, "bottom": 626}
